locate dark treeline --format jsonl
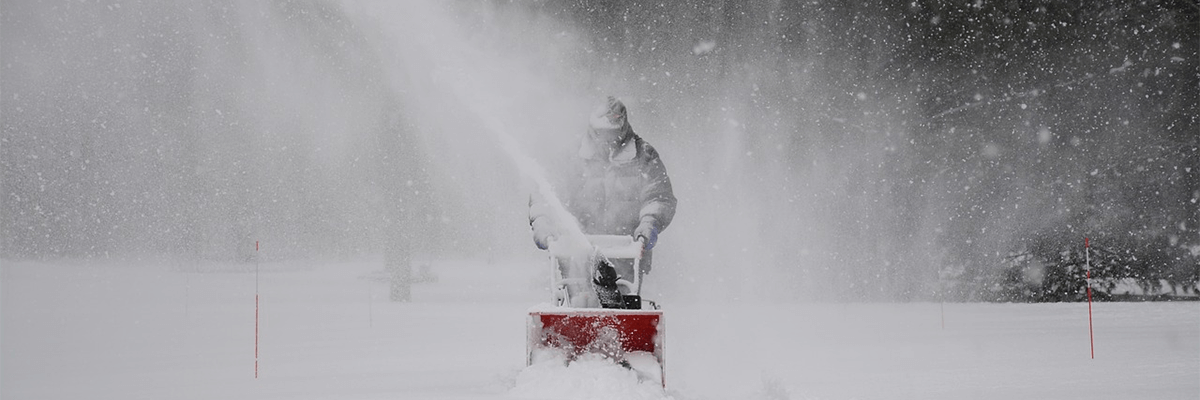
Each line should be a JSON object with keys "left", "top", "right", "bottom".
{"left": 2, "top": 0, "right": 1196, "bottom": 302}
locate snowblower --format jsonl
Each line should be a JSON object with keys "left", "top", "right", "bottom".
{"left": 526, "top": 234, "right": 665, "bottom": 387}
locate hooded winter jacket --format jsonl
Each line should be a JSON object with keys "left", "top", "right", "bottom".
{"left": 529, "top": 129, "right": 676, "bottom": 273}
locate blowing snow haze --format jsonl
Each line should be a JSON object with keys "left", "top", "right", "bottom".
{"left": 2, "top": 1, "right": 1197, "bottom": 302}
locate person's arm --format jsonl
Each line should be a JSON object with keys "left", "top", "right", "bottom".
{"left": 636, "top": 143, "right": 676, "bottom": 248}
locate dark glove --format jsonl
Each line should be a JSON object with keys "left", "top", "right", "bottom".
{"left": 634, "top": 219, "right": 659, "bottom": 251}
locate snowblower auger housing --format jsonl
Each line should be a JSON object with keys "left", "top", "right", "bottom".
{"left": 526, "top": 235, "right": 666, "bottom": 387}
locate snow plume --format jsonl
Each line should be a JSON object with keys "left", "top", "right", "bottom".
{"left": 341, "top": 1, "right": 600, "bottom": 257}
{"left": 438, "top": 47, "right": 593, "bottom": 256}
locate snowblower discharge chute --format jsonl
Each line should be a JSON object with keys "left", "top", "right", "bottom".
{"left": 526, "top": 235, "right": 665, "bottom": 387}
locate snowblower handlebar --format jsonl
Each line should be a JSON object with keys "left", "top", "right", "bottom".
{"left": 548, "top": 235, "right": 644, "bottom": 259}
{"left": 546, "top": 235, "right": 646, "bottom": 305}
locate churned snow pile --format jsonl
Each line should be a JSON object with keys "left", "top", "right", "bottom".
{"left": 511, "top": 349, "right": 668, "bottom": 400}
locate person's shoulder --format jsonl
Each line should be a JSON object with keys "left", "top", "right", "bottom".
{"left": 634, "top": 134, "right": 663, "bottom": 160}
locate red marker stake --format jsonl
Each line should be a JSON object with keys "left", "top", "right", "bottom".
{"left": 1085, "top": 238, "right": 1094, "bottom": 359}
{"left": 255, "top": 240, "right": 260, "bottom": 378}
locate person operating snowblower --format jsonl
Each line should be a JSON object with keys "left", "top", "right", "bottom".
{"left": 525, "top": 96, "right": 677, "bottom": 387}
{"left": 529, "top": 96, "right": 677, "bottom": 308}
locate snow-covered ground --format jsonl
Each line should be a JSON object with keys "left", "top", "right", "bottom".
{"left": 3, "top": 258, "right": 1196, "bottom": 400}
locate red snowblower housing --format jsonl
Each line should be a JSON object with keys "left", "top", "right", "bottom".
{"left": 526, "top": 235, "right": 665, "bottom": 387}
